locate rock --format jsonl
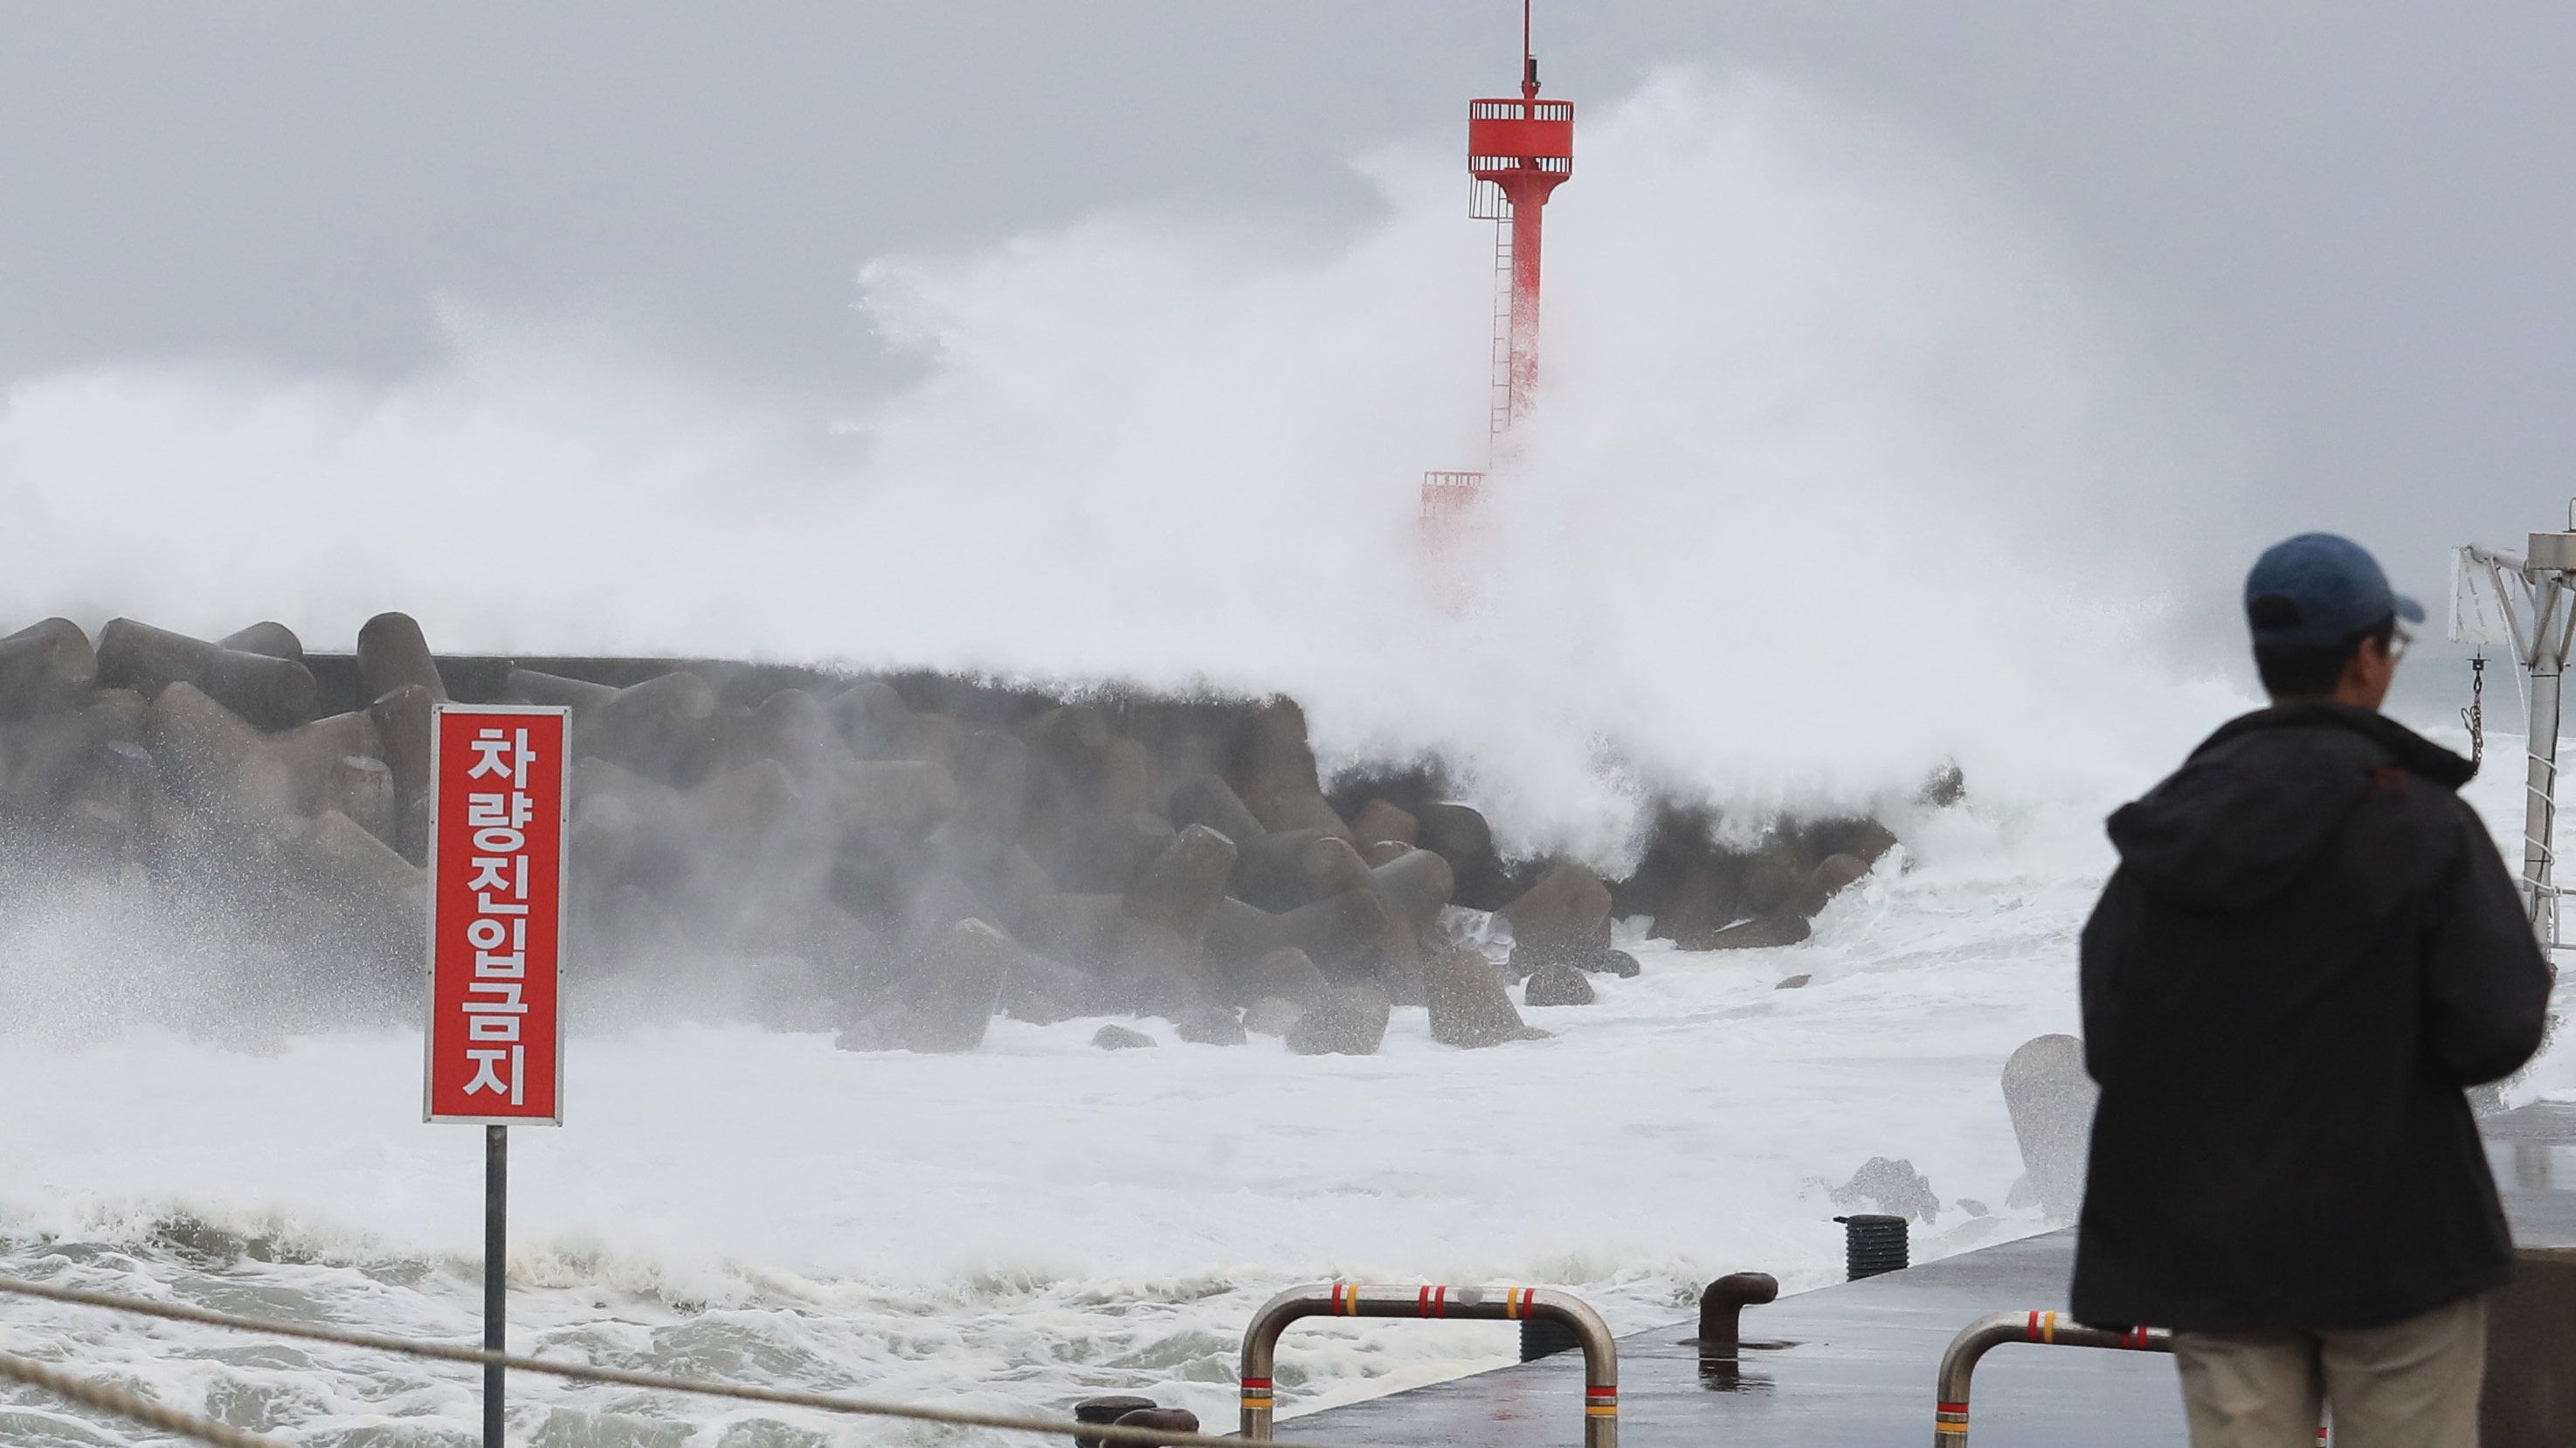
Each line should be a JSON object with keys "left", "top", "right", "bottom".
{"left": 1700, "top": 915, "right": 1811, "bottom": 951}
{"left": 1377, "top": 927, "right": 1429, "bottom": 1007}
{"left": 1091, "top": 1024, "right": 1157, "bottom": 1051}
{"left": 1242, "top": 996, "right": 1305, "bottom": 1037}
{"left": 1231, "top": 700, "right": 1344, "bottom": 838}
{"left": 1646, "top": 848, "right": 1749, "bottom": 948}
{"left": 1285, "top": 984, "right": 1392, "bottom": 1055}
{"left": 1416, "top": 801, "right": 1492, "bottom": 860}
{"left": 1366, "top": 846, "right": 1454, "bottom": 933}
{"left": 842, "top": 918, "right": 1014, "bottom": 1053}
{"left": 1358, "top": 838, "right": 1412, "bottom": 867}
{"left": 265, "top": 710, "right": 385, "bottom": 810}
{"left": 1274, "top": 887, "right": 1394, "bottom": 978}
{"left": 929, "top": 727, "right": 1029, "bottom": 873}
{"left": 1427, "top": 947, "right": 1549, "bottom": 1048}
{"left": 1061, "top": 809, "right": 1172, "bottom": 893}
{"left": 3, "top": 693, "right": 142, "bottom": 820}
{"left": 575, "top": 671, "right": 719, "bottom": 783}
{"left": 1351, "top": 799, "right": 1419, "bottom": 849}
{"left": 1123, "top": 824, "right": 1239, "bottom": 939}
{"left": 1232, "top": 828, "right": 1369, "bottom": 912}
{"left": 1166, "top": 773, "right": 1265, "bottom": 845}
{"left": 356, "top": 611, "right": 448, "bottom": 702}
{"left": 1247, "top": 786, "right": 1350, "bottom": 839}
{"left": 1523, "top": 962, "right": 1596, "bottom": 1006}
{"left": 2001, "top": 1033, "right": 2096, "bottom": 1224}
{"left": 1735, "top": 844, "right": 1804, "bottom": 918}
{"left": 217, "top": 621, "right": 302, "bottom": 660}
{"left": 143, "top": 682, "right": 270, "bottom": 810}
{"left": 1921, "top": 762, "right": 1967, "bottom": 808}
{"left": 1774, "top": 973, "right": 1812, "bottom": 990}
{"left": 1110, "top": 1407, "right": 1201, "bottom": 1445}
{"left": 1233, "top": 946, "right": 1329, "bottom": 1008}
{"left": 72, "top": 740, "right": 162, "bottom": 834}
{"left": 727, "top": 688, "right": 852, "bottom": 782}
{"left": 98, "top": 618, "right": 316, "bottom": 730}
{"left": 322, "top": 755, "right": 398, "bottom": 845}
{"left": 1019, "top": 891, "right": 1125, "bottom": 969}
{"left": 1201, "top": 895, "right": 1284, "bottom": 968}
{"left": 1578, "top": 948, "right": 1640, "bottom": 977}
{"left": 1101, "top": 918, "right": 1219, "bottom": 1019}
{"left": 1498, "top": 861, "right": 1613, "bottom": 968}
{"left": 503, "top": 667, "right": 618, "bottom": 710}
{"left": 1799, "top": 817, "right": 1900, "bottom": 869}
{"left": 998, "top": 947, "right": 1100, "bottom": 1024}
{"left": 1787, "top": 852, "right": 1869, "bottom": 920}
{"left": 830, "top": 759, "right": 959, "bottom": 842}
{"left": 1174, "top": 1006, "right": 1247, "bottom": 1045}
{"left": 0, "top": 617, "right": 97, "bottom": 716}
{"left": 826, "top": 680, "right": 911, "bottom": 758}
{"left": 1828, "top": 1156, "right": 1941, "bottom": 1224}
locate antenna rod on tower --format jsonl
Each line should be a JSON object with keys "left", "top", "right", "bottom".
{"left": 1523, "top": 0, "right": 1539, "bottom": 97}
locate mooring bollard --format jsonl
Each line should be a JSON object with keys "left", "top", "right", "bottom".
{"left": 1070, "top": 1396, "right": 1158, "bottom": 1448}
{"left": 1696, "top": 1272, "right": 1780, "bottom": 1358}
{"left": 1838, "top": 1214, "right": 1909, "bottom": 1280}
{"left": 1241, "top": 1284, "right": 1616, "bottom": 1448}
{"left": 1932, "top": 1310, "right": 2170, "bottom": 1445}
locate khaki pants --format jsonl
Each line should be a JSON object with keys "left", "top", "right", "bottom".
{"left": 2171, "top": 1296, "right": 2488, "bottom": 1448}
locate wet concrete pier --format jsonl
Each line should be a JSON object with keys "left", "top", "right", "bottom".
{"left": 1272, "top": 1102, "right": 2576, "bottom": 1447}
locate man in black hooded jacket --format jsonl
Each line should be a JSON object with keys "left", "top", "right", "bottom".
{"left": 2072, "top": 533, "right": 2551, "bottom": 1448}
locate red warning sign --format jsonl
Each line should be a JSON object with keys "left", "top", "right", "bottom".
{"left": 424, "top": 704, "right": 569, "bottom": 1124}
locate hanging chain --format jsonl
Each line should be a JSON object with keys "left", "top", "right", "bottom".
{"left": 2465, "top": 652, "right": 2486, "bottom": 768}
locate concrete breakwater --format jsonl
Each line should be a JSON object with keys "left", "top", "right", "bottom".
{"left": 0, "top": 614, "right": 1919, "bottom": 1051}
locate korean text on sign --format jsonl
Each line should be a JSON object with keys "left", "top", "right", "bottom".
{"left": 425, "top": 705, "right": 568, "bottom": 1124}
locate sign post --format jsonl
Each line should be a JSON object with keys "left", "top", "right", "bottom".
{"left": 425, "top": 703, "right": 570, "bottom": 1448}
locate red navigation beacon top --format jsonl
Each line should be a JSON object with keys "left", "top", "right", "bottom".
{"left": 1468, "top": 94, "right": 1573, "bottom": 197}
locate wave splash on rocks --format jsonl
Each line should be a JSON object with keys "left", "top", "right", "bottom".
{"left": 0, "top": 611, "right": 1935, "bottom": 1049}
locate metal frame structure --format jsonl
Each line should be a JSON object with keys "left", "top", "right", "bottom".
{"left": 2452, "top": 523, "right": 2576, "bottom": 947}
{"left": 1419, "top": 0, "right": 1576, "bottom": 538}
{"left": 1240, "top": 1283, "right": 1617, "bottom": 1448}
{"left": 1931, "top": 1311, "right": 2171, "bottom": 1445}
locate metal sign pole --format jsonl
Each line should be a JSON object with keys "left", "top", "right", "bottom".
{"left": 2525, "top": 606, "right": 2566, "bottom": 936}
{"left": 485, "top": 1123, "right": 507, "bottom": 1448}
{"left": 424, "top": 702, "right": 569, "bottom": 1448}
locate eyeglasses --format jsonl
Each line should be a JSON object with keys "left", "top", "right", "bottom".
{"left": 2387, "top": 624, "right": 2414, "bottom": 663}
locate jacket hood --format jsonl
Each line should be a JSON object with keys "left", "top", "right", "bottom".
{"left": 2106, "top": 705, "right": 2474, "bottom": 910}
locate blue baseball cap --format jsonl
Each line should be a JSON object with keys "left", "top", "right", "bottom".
{"left": 2244, "top": 534, "right": 2425, "bottom": 648}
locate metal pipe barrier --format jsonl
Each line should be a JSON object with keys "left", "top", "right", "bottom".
{"left": 1932, "top": 1310, "right": 2170, "bottom": 1445}
{"left": 1240, "top": 1283, "right": 1616, "bottom": 1448}
{"left": 0, "top": 1274, "right": 1379, "bottom": 1448}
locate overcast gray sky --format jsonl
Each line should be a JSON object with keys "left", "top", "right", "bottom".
{"left": 6, "top": 2, "right": 2573, "bottom": 571}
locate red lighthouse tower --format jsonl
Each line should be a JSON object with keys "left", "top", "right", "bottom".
{"left": 1422, "top": 1, "right": 1575, "bottom": 534}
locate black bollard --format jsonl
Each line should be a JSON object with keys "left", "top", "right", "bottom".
{"left": 1836, "top": 1214, "right": 1909, "bottom": 1280}
{"left": 1521, "top": 1314, "right": 1582, "bottom": 1362}
{"left": 1071, "top": 1396, "right": 1157, "bottom": 1448}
